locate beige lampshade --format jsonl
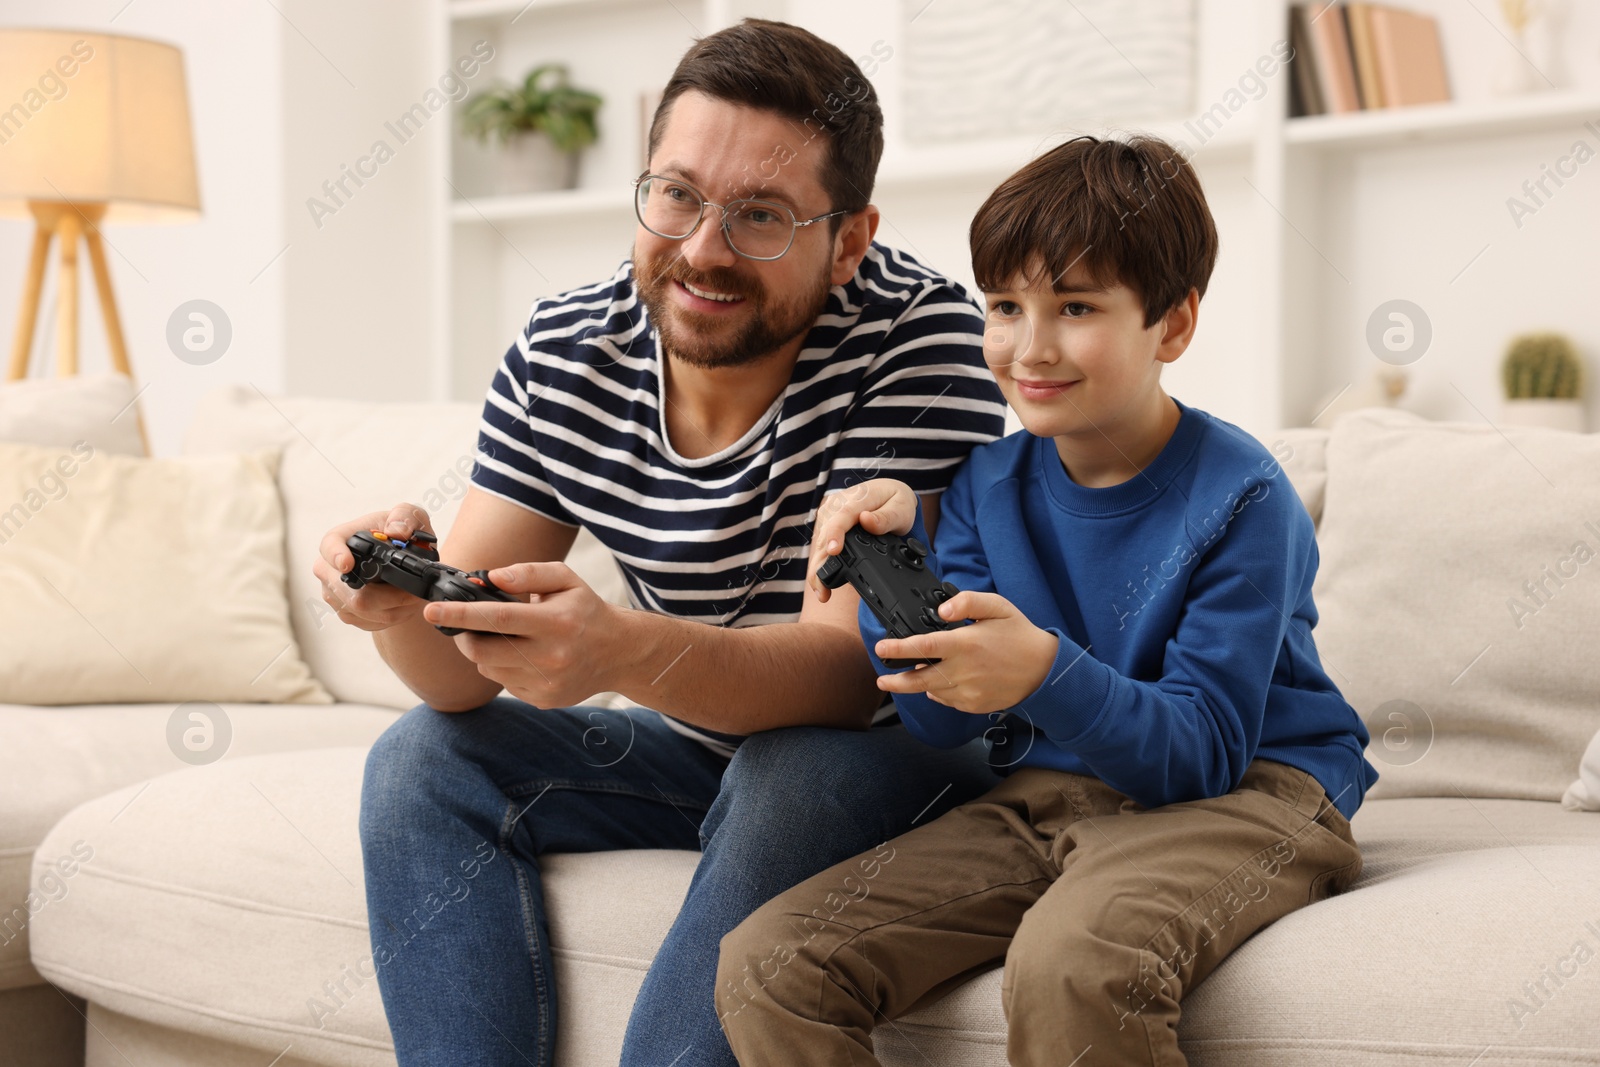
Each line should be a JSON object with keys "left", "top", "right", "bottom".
{"left": 0, "top": 28, "right": 200, "bottom": 222}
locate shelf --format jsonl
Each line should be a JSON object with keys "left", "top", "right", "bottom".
{"left": 450, "top": 184, "right": 631, "bottom": 222}
{"left": 1285, "top": 89, "right": 1600, "bottom": 151}
{"left": 447, "top": 0, "right": 633, "bottom": 21}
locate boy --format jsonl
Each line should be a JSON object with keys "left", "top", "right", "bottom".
{"left": 713, "top": 134, "right": 1379, "bottom": 1066}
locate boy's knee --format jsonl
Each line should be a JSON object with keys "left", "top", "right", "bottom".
{"left": 1006, "top": 911, "right": 1129, "bottom": 1008}
{"left": 718, "top": 886, "right": 855, "bottom": 1004}
{"left": 716, "top": 907, "right": 796, "bottom": 1024}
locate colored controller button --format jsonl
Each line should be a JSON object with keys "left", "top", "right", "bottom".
{"left": 371, "top": 531, "right": 390, "bottom": 541}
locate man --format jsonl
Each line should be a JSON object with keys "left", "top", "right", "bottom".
{"left": 313, "top": 19, "right": 1006, "bottom": 1067}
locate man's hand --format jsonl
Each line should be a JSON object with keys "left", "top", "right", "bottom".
{"left": 873, "top": 591, "right": 1058, "bottom": 714}
{"left": 312, "top": 503, "right": 436, "bottom": 632}
{"left": 422, "top": 561, "right": 622, "bottom": 709}
{"left": 807, "top": 478, "right": 920, "bottom": 602}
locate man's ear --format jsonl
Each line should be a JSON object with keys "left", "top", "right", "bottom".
{"left": 831, "top": 205, "right": 881, "bottom": 287}
{"left": 1155, "top": 287, "right": 1199, "bottom": 366}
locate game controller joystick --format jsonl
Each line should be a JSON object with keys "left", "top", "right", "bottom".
{"left": 817, "top": 526, "right": 961, "bottom": 668}
{"left": 342, "top": 529, "right": 517, "bottom": 637}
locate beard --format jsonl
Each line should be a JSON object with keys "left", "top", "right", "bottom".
{"left": 634, "top": 245, "right": 834, "bottom": 370}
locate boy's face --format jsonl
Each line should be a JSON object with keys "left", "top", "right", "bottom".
{"left": 980, "top": 255, "right": 1191, "bottom": 439}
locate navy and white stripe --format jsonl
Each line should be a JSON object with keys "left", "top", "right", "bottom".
{"left": 471, "top": 241, "right": 1007, "bottom": 754}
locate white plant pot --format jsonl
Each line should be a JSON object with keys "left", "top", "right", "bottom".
{"left": 1500, "top": 398, "right": 1587, "bottom": 433}
{"left": 493, "top": 133, "right": 579, "bottom": 195}
{"left": 1491, "top": 31, "right": 1543, "bottom": 96}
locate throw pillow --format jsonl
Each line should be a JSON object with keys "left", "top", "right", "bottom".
{"left": 1312, "top": 408, "right": 1600, "bottom": 802}
{"left": 0, "top": 373, "right": 146, "bottom": 456}
{"left": 0, "top": 440, "right": 332, "bottom": 705}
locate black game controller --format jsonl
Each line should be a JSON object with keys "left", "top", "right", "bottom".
{"left": 817, "top": 527, "right": 961, "bottom": 668}
{"left": 342, "top": 529, "right": 517, "bottom": 637}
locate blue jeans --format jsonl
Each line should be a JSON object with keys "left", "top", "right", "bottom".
{"left": 359, "top": 697, "right": 998, "bottom": 1067}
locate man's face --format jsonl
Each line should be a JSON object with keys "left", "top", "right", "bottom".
{"left": 981, "top": 255, "right": 1168, "bottom": 438}
{"left": 634, "top": 90, "right": 840, "bottom": 370}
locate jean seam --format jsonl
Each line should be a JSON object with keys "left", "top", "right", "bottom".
{"left": 503, "top": 777, "right": 714, "bottom": 814}
{"left": 501, "top": 799, "right": 552, "bottom": 1066}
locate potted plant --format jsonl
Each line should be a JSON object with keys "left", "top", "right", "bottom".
{"left": 1500, "top": 331, "right": 1586, "bottom": 432}
{"left": 461, "top": 63, "right": 602, "bottom": 194}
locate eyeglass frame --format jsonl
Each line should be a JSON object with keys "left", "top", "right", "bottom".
{"left": 630, "top": 170, "right": 851, "bottom": 262}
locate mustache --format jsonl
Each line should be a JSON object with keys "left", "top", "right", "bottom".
{"left": 656, "top": 258, "right": 760, "bottom": 301}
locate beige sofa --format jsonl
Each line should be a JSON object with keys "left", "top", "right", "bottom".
{"left": 8, "top": 386, "right": 1600, "bottom": 1066}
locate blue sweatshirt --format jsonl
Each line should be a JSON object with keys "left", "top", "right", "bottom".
{"left": 859, "top": 397, "right": 1379, "bottom": 822}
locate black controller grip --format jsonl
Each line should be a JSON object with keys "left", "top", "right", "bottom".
{"left": 341, "top": 530, "right": 516, "bottom": 637}
{"left": 818, "top": 526, "right": 961, "bottom": 668}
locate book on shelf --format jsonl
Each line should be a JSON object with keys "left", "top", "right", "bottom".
{"left": 1287, "top": 6, "right": 1325, "bottom": 118}
{"left": 1310, "top": 1, "right": 1362, "bottom": 113}
{"left": 1287, "top": 2, "right": 1450, "bottom": 118}
{"left": 1346, "top": 3, "right": 1386, "bottom": 109}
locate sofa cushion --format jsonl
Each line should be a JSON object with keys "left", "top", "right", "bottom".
{"left": 0, "top": 704, "right": 398, "bottom": 995}
{"left": 1255, "top": 425, "right": 1328, "bottom": 528}
{"left": 29, "top": 746, "right": 1600, "bottom": 1067}
{"left": 0, "top": 442, "right": 330, "bottom": 707}
{"left": 182, "top": 387, "right": 629, "bottom": 710}
{"left": 0, "top": 372, "right": 145, "bottom": 457}
{"left": 1565, "top": 726, "right": 1600, "bottom": 812}
{"left": 1313, "top": 408, "right": 1600, "bottom": 802}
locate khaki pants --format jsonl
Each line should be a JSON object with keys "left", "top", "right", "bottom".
{"left": 715, "top": 757, "right": 1363, "bottom": 1066}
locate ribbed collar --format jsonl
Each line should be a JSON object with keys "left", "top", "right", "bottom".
{"left": 1039, "top": 396, "right": 1205, "bottom": 516}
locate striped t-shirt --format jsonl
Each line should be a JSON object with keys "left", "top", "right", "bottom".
{"left": 471, "top": 241, "right": 1008, "bottom": 755}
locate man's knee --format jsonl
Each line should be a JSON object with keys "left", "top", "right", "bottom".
{"left": 360, "top": 702, "right": 485, "bottom": 844}
{"left": 715, "top": 726, "right": 879, "bottom": 836}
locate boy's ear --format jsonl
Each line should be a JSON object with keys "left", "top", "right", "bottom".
{"left": 1155, "top": 287, "right": 1200, "bottom": 365}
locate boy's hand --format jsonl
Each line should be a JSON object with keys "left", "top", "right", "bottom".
{"left": 874, "top": 591, "right": 1058, "bottom": 714}
{"left": 807, "top": 478, "right": 920, "bottom": 603}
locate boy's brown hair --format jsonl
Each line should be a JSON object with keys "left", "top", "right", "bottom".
{"left": 969, "top": 135, "right": 1218, "bottom": 328}
{"left": 648, "top": 19, "right": 883, "bottom": 229}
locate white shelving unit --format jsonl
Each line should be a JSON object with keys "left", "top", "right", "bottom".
{"left": 426, "top": 0, "right": 1600, "bottom": 435}
{"left": 1283, "top": 87, "right": 1600, "bottom": 149}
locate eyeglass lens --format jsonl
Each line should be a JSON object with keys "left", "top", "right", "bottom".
{"left": 636, "top": 176, "right": 795, "bottom": 259}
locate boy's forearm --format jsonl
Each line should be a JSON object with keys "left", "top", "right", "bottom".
{"left": 610, "top": 608, "right": 884, "bottom": 734}
{"left": 896, "top": 697, "right": 991, "bottom": 748}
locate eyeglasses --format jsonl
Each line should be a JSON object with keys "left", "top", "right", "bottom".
{"left": 631, "top": 171, "right": 849, "bottom": 261}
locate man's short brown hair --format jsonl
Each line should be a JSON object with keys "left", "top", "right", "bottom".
{"left": 647, "top": 19, "right": 883, "bottom": 226}
{"left": 969, "top": 135, "right": 1218, "bottom": 328}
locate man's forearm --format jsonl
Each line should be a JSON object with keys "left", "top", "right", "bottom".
{"left": 610, "top": 609, "right": 883, "bottom": 734}
{"left": 373, "top": 612, "right": 501, "bottom": 712}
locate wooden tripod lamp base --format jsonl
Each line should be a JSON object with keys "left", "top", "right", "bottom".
{"left": 6, "top": 200, "right": 150, "bottom": 455}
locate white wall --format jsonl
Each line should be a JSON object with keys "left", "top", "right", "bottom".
{"left": 277, "top": 0, "right": 437, "bottom": 406}
{"left": 0, "top": 0, "right": 286, "bottom": 457}
{"left": 6, "top": 0, "right": 1597, "bottom": 452}
{"left": 0, "top": 0, "right": 438, "bottom": 456}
